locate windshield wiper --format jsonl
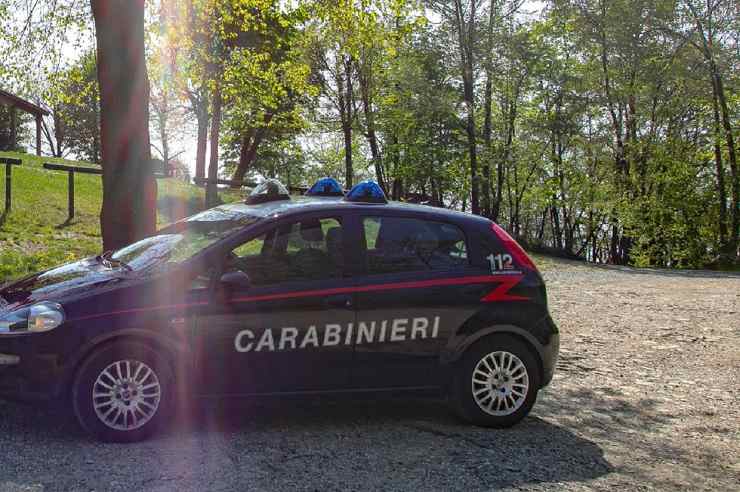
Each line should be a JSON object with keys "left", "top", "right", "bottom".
{"left": 96, "top": 251, "right": 133, "bottom": 272}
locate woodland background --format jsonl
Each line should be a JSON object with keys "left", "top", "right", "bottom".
{"left": 0, "top": 0, "right": 738, "bottom": 269}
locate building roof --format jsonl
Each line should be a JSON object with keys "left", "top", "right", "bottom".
{"left": 0, "top": 89, "right": 50, "bottom": 116}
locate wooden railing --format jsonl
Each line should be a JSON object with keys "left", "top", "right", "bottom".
{"left": 42, "top": 163, "right": 166, "bottom": 221}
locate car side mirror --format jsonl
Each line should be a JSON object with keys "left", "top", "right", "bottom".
{"left": 220, "top": 270, "right": 251, "bottom": 292}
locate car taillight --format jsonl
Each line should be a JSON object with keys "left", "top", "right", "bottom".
{"left": 490, "top": 222, "right": 538, "bottom": 272}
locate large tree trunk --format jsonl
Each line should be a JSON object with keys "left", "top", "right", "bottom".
{"left": 205, "top": 83, "right": 222, "bottom": 207}
{"left": 91, "top": 0, "right": 156, "bottom": 251}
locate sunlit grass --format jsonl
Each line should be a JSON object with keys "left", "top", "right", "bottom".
{"left": 0, "top": 150, "right": 208, "bottom": 281}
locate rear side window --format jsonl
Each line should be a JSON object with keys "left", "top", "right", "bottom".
{"left": 362, "top": 216, "right": 468, "bottom": 274}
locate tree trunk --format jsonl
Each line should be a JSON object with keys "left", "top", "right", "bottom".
{"left": 688, "top": 0, "right": 739, "bottom": 258}
{"left": 205, "top": 82, "right": 222, "bottom": 207}
{"left": 231, "top": 113, "right": 273, "bottom": 185}
{"left": 712, "top": 70, "right": 739, "bottom": 257}
{"left": 358, "top": 64, "right": 386, "bottom": 192}
{"left": 92, "top": 0, "right": 156, "bottom": 250}
{"left": 338, "top": 55, "right": 354, "bottom": 189}
{"left": 195, "top": 104, "right": 208, "bottom": 180}
{"left": 712, "top": 76, "right": 728, "bottom": 252}
{"left": 157, "top": 98, "right": 170, "bottom": 175}
{"left": 453, "top": 0, "right": 479, "bottom": 215}
{"left": 232, "top": 125, "right": 268, "bottom": 185}
{"left": 481, "top": 0, "right": 496, "bottom": 217}
{"left": 9, "top": 106, "right": 16, "bottom": 150}
{"left": 51, "top": 108, "right": 62, "bottom": 157}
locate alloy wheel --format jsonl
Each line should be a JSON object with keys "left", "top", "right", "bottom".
{"left": 471, "top": 350, "right": 529, "bottom": 416}
{"left": 92, "top": 360, "right": 162, "bottom": 431}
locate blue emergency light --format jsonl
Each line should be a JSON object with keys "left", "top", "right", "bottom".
{"left": 306, "top": 177, "right": 345, "bottom": 197}
{"left": 344, "top": 180, "right": 388, "bottom": 204}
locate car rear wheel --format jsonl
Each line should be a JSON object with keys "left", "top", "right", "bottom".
{"left": 451, "top": 334, "right": 540, "bottom": 427}
{"left": 72, "top": 341, "right": 173, "bottom": 442}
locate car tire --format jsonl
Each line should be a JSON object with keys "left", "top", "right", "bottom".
{"left": 72, "top": 341, "right": 173, "bottom": 443}
{"left": 451, "top": 334, "right": 540, "bottom": 428}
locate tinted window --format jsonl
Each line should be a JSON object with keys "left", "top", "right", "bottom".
{"left": 229, "top": 217, "right": 344, "bottom": 286}
{"left": 363, "top": 217, "right": 468, "bottom": 274}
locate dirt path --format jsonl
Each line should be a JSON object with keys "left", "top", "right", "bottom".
{"left": 538, "top": 259, "right": 740, "bottom": 490}
{"left": 0, "top": 258, "right": 738, "bottom": 491}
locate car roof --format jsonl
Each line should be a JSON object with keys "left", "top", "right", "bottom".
{"left": 194, "top": 196, "right": 489, "bottom": 227}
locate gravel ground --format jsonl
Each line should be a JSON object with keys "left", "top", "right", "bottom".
{"left": 1, "top": 258, "right": 739, "bottom": 491}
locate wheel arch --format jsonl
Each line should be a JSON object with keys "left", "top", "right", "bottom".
{"left": 442, "top": 325, "right": 545, "bottom": 387}
{"left": 60, "top": 329, "right": 191, "bottom": 398}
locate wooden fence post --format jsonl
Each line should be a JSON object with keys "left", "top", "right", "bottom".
{"left": 67, "top": 170, "right": 75, "bottom": 220}
{"left": 0, "top": 157, "right": 22, "bottom": 214}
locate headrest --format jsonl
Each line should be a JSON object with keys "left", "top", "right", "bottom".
{"left": 300, "top": 219, "right": 324, "bottom": 242}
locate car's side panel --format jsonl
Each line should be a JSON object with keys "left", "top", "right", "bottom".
{"left": 191, "top": 281, "right": 357, "bottom": 395}
{"left": 346, "top": 210, "right": 489, "bottom": 388}
{"left": 350, "top": 272, "right": 487, "bottom": 388}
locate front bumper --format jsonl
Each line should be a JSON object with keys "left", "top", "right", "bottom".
{"left": 0, "top": 337, "right": 64, "bottom": 401}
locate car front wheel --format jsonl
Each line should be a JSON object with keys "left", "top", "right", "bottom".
{"left": 451, "top": 334, "right": 540, "bottom": 427}
{"left": 72, "top": 341, "right": 173, "bottom": 442}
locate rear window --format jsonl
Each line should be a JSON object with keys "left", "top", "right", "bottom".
{"left": 362, "top": 216, "right": 468, "bottom": 275}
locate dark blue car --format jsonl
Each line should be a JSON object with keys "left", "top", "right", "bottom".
{"left": 0, "top": 179, "right": 559, "bottom": 442}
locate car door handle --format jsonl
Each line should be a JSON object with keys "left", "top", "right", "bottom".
{"left": 325, "top": 294, "right": 353, "bottom": 309}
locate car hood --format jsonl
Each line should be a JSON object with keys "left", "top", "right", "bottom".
{"left": 0, "top": 257, "right": 125, "bottom": 308}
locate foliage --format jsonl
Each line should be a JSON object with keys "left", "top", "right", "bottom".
{"left": 1, "top": 0, "right": 738, "bottom": 268}
{"left": 46, "top": 50, "right": 101, "bottom": 162}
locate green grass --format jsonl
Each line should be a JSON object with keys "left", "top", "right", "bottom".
{"left": 0, "top": 150, "right": 213, "bottom": 282}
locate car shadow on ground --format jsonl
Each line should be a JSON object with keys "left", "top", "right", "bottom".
{"left": 0, "top": 394, "right": 612, "bottom": 490}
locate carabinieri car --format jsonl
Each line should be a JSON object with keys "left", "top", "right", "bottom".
{"left": 0, "top": 178, "right": 559, "bottom": 442}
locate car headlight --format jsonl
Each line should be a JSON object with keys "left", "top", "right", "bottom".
{"left": 0, "top": 302, "right": 65, "bottom": 334}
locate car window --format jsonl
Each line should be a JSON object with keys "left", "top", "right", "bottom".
{"left": 229, "top": 217, "right": 344, "bottom": 286}
{"left": 362, "top": 216, "right": 468, "bottom": 275}
{"left": 110, "top": 216, "right": 255, "bottom": 274}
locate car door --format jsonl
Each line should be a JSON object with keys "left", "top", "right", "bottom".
{"left": 350, "top": 213, "right": 483, "bottom": 389}
{"left": 192, "top": 212, "right": 356, "bottom": 395}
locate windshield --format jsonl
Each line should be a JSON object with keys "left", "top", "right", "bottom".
{"left": 111, "top": 211, "right": 258, "bottom": 273}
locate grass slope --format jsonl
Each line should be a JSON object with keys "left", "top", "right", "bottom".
{"left": 0, "top": 151, "right": 220, "bottom": 282}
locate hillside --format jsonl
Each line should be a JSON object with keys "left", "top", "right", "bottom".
{"left": 0, "top": 151, "right": 231, "bottom": 281}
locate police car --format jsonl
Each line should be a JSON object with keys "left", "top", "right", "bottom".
{"left": 0, "top": 178, "right": 559, "bottom": 442}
